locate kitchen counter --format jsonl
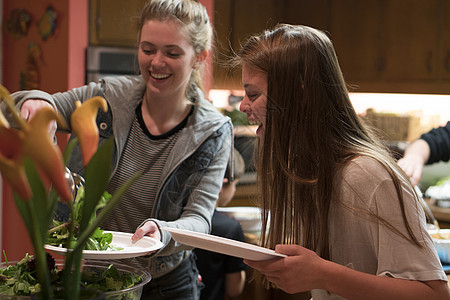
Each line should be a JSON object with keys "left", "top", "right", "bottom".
{"left": 425, "top": 198, "right": 450, "bottom": 228}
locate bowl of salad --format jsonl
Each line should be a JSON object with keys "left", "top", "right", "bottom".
{"left": 0, "top": 254, "right": 151, "bottom": 299}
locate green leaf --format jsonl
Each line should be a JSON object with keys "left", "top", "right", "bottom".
{"left": 45, "top": 189, "right": 59, "bottom": 230}
{"left": 74, "top": 171, "right": 141, "bottom": 254}
{"left": 79, "top": 138, "right": 114, "bottom": 233}
{"left": 73, "top": 185, "right": 85, "bottom": 223}
{"left": 19, "top": 159, "right": 53, "bottom": 239}
{"left": 63, "top": 137, "right": 78, "bottom": 165}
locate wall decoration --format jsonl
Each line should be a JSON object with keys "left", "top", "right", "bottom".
{"left": 5, "top": 9, "right": 31, "bottom": 39}
{"left": 38, "top": 6, "right": 58, "bottom": 40}
{"left": 20, "top": 43, "right": 42, "bottom": 90}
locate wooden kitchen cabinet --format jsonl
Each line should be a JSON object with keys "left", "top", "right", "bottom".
{"left": 439, "top": 0, "right": 450, "bottom": 80}
{"left": 213, "top": 0, "right": 331, "bottom": 89}
{"left": 213, "top": 0, "right": 450, "bottom": 94}
{"left": 89, "top": 0, "right": 146, "bottom": 47}
{"left": 380, "top": 0, "right": 438, "bottom": 81}
{"left": 213, "top": 0, "right": 282, "bottom": 89}
{"left": 330, "top": 0, "right": 440, "bottom": 83}
{"left": 329, "top": 0, "right": 444, "bottom": 93}
{"left": 328, "top": 0, "right": 381, "bottom": 82}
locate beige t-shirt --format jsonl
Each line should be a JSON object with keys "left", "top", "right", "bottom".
{"left": 311, "top": 156, "right": 447, "bottom": 300}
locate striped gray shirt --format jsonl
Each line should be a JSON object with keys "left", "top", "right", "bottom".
{"left": 103, "top": 104, "right": 191, "bottom": 233}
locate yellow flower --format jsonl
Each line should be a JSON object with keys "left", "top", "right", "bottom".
{"left": 71, "top": 96, "right": 108, "bottom": 167}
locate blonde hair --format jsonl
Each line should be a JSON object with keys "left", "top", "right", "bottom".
{"left": 138, "top": 0, "right": 212, "bottom": 95}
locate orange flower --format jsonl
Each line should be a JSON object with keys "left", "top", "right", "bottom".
{"left": 0, "top": 108, "right": 9, "bottom": 128}
{"left": 23, "top": 107, "right": 72, "bottom": 202}
{"left": 0, "top": 85, "right": 71, "bottom": 202}
{"left": 71, "top": 96, "right": 108, "bottom": 167}
{"left": 0, "top": 126, "right": 31, "bottom": 200}
{"left": 0, "top": 85, "right": 28, "bottom": 130}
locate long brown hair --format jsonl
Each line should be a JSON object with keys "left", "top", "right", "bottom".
{"left": 234, "top": 24, "right": 422, "bottom": 259}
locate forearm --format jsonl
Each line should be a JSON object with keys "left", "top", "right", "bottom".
{"left": 225, "top": 270, "right": 246, "bottom": 298}
{"left": 322, "top": 260, "right": 449, "bottom": 300}
{"left": 6, "top": 83, "right": 104, "bottom": 129}
{"left": 3, "top": 90, "right": 54, "bottom": 126}
{"left": 403, "top": 139, "right": 430, "bottom": 165}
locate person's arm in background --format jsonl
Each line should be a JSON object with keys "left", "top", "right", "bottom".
{"left": 398, "top": 121, "right": 450, "bottom": 185}
{"left": 225, "top": 270, "right": 246, "bottom": 298}
{"left": 397, "top": 139, "right": 430, "bottom": 185}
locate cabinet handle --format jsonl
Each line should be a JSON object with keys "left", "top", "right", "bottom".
{"left": 446, "top": 51, "right": 450, "bottom": 73}
{"left": 427, "top": 52, "right": 432, "bottom": 73}
{"left": 376, "top": 56, "right": 385, "bottom": 73}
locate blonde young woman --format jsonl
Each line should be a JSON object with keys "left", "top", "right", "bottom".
{"left": 6, "top": 1, "right": 233, "bottom": 299}
{"left": 235, "top": 24, "right": 449, "bottom": 300}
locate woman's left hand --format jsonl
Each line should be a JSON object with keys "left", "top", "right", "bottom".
{"left": 244, "top": 244, "right": 327, "bottom": 294}
{"left": 132, "top": 221, "right": 161, "bottom": 244}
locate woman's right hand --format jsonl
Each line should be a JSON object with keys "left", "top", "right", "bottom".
{"left": 132, "top": 221, "right": 162, "bottom": 243}
{"left": 397, "top": 139, "right": 430, "bottom": 186}
{"left": 397, "top": 155, "right": 425, "bottom": 186}
{"left": 21, "top": 100, "right": 57, "bottom": 138}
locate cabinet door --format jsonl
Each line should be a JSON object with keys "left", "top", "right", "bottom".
{"left": 279, "top": 0, "right": 330, "bottom": 31}
{"left": 439, "top": 0, "right": 450, "bottom": 80}
{"left": 212, "top": 0, "right": 449, "bottom": 93}
{"left": 380, "top": 0, "right": 439, "bottom": 81}
{"left": 213, "top": 0, "right": 282, "bottom": 89}
{"left": 213, "top": 0, "right": 237, "bottom": 89}
{"left": 213, "top": 0, "right": 331, "bottom": 89}
{"left": 328, "top": 0, "right": 382, "bottom": 82}
{"left": 90, "top": 0, "right": 146, "bottom": 47}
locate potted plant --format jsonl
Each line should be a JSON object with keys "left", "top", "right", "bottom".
{"left": 0, "top": 86, "right": 147, "bottom": 299}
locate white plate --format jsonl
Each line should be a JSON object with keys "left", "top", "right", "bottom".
{"left": 44, "top": 231, "right": 164, "bottom": 259}
{"left": 161, "top": 227, "right": 286, "bottom": 261}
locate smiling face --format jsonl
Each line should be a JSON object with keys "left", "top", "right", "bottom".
{"left": 138, "top": 19, "right": 198, "bottom": 101}
{"left": 240, "top": 64, "right": 268, "bottom": 138}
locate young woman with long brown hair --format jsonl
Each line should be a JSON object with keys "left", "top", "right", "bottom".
{"left": 236, "top": 24, "right": 449, "bottom": 300}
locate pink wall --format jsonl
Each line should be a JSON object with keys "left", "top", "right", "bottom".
{"left": 1, "top": 0, "right": 88, "bottom": 261}
{"left": 2, "top": 0, "right": 87, "bottom": 94}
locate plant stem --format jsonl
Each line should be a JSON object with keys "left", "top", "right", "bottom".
{"left": 26, "top": 202, "right": 53, "bottom": 299}
{"left": 47, "top": 222, "right": 69, "bottom": 234}
{"left": 63, "top": 200, "right": 81, "bottom": 300}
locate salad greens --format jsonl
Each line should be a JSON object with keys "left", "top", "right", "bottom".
{"left": 0, "top": 253, "right": 43, "bottom": 296}
{"left": 0, "top": 253, "right": 142, "bottom": 297}
{"left": 47, "top": 186, "right": 122, "bottom": 251}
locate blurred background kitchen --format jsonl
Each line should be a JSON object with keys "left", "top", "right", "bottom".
{"left": 2, "top": 0, "right": 450, "bottom": 298}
